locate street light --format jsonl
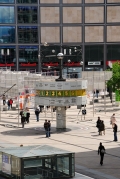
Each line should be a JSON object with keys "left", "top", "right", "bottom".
{"left": 38, "top": 52, "right": 41, "bottom": 73}
{"left": 56, "top": 53, "right": 66, "bottom": 81}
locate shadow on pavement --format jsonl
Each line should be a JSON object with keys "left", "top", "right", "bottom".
{"left": 1, "top": 127, "right": 72, "bottom": 136}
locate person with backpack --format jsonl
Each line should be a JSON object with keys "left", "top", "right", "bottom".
{"left": 35, "top": 106, "right": 40, "bottom": 122}
{"left": 98, "top": 142, "right": 106, "bottom": 166}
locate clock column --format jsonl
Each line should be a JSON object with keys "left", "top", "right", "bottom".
{"left": 56, "top": 106, "right": 66, "bottom": 129}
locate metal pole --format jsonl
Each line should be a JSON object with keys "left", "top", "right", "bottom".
{"left": 38, "top": 55, "right": 41, "bottom": 73}
{"left": 16, "top": 80, "right": 20, "bottom": 127}
{"left": 93, "top": 71, "right": 95, "bottom": 117}
{"left": 104, "top": 71, "right": 106, "bottom": 114}
{"left": 60, "top": 59, "right": 62, "bottom": 79}
{"left": 51, "top": 107, "right": 53, "bottom": 121}
{"left": 0, "top": 97, "right": 1, "bottom": 122}
{"left": 18, "top": 92, "right": 20, "bottom": 127}
{"left": 5, "top": 54, "right": 6, "bottom": 68}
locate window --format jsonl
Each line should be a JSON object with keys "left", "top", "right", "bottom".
{"left": 18, "top": 6, "right": 37, "bottom": 24}
{"left": 17, "top": 0, "right": 37, "bottom": 3}
{"left": 18, "top": 26, "right": 38, "bottom": 43}
{"left": 85, "top": 45, "right": 104, "bottom": 65}
{"left": 107, "top": 45, "right": 120, "bottom": 60}
{"left": 0, "top": 46, "right": 16, "bottom": 64}
{"left": 0, "top": 6, "right": 14, "bottom": 23}
{"left": 0, "top": 0, "right": 14, "bottom": 3}
{"left": 19, "top": 46, "right": 38, "bottom": 63}
{"left": 0, "top": 26, "right": 15, "bottom": 43}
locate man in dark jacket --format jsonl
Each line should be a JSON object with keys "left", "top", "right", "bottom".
{"left": 113, "top": 123, "right": 118, "bottom": 141}
{"left": 96, "top": 117, "right": 101, "bottom": 135}
{"left": 20, "top": 110, "right": 23, "bottom": 123}
{"left": 98, "top": 142, "right": 106, "bottom": 165}
{"left": 20, "top": 110, "right": 26, "bottom": 128}
{"left": 48, "top": 120, "right": 51, "bottom": 137}
{"left": 44, "top": 120, "right": 49, "bottom": 137}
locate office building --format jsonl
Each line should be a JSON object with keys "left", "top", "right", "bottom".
{"left": 0, "top": 0, "right": 120, "bottom": 72}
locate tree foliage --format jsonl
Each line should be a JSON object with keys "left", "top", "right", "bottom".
{"left": 107, "top": 62, "right": 120, "bottom": 92}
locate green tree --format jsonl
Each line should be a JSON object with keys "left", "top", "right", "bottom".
{"left": 107, "top": 62, "right": 120, "bottom": 92}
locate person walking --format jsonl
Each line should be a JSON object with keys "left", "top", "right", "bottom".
{"left": 44, "top": 120, "right": 49, "bottom": 137}
{"left": 35, "top": 106, "right": 40, "bottom": 122}
{"left": 98, "top": 142, "right": 106, "bottom": 166}
{"left": 100, "top": 120, "right": 105, "bottom": 135}
{"left": 2, "top": 95, "right": 6, "bottom": 105}
{"left": 7, "top": 100, "right": 10, "bottom": 110}
{"left": 96, "top": 117, "right": 101, "bottom": 135}
{"left": 102, "top": 121, "right": 105, "bottom": 135}
{"left": 113, "top": 123, "right": 118, "bottom": 141}
{"left": 48, "top": 120, "right": 51, "bottom": 137}
{"left": 20, "top": 109, "right": 23, "bottom": 123}
{"left": 26, "top": 108, "right": 30, "bottom": 123}
{"left": 96, "top": 89, "right": 99, "bottom": 98}
{"left": 21, "top": 110, "right": 26, "bottom": 128}
{"left": 9, "top": 98, "right": 13, "bottom": 109}
{"left": 110, "top": 114, "right": 116, "bottom": 128}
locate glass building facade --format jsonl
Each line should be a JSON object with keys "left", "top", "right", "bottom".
{"left": 0, "top": 0, "right": 120, "bottom": 71}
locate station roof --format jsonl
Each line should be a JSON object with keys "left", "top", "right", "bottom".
{"left": 0, "top": 145, "right": 72, "bottom": 158}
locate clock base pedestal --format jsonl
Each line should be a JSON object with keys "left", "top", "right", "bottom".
{"left": 56, "top": 106, "right": 66, "bottom": 129}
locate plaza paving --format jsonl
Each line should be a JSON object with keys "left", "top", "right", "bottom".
{"left": 0, "top": 96, "right": 120, "bottom": 179}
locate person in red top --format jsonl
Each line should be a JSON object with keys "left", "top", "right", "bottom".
{"left": 9, "top": 99, "right": 13, "bottom": 109}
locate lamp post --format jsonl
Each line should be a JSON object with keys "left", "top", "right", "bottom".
{"left": 38, "top": 52, "right": 41, "bottom": 73}
{"left": 56, "top": 53, "right": 66, "bottom": 82}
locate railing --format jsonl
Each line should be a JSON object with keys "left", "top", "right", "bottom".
{"left": 35, "top": 72, "right": 82, "bottom": 79}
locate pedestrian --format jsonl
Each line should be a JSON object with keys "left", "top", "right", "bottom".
{"left": 19, "top": 109, "right": 23, "bottom": 123}
{"left": 9, "top": 98, "right": 13, "bottom": 109}
{"left": 96, "top": 117, "right": 101, "bottom": 135}
{"left": 98, "top": 142, "right": 106, "bottom": 166}
{"left": 21, "top": 110, "right": 26, "bottom": 128}
{"left": 26, "top": 108, "right": 30, "bottom": 123}
{"left": 96, "top": 89, "right": 99, "bottom": 98}
{"left": 2, "top": 95, "right": 6, "bottom": 105}
{"left": 99, "top": 121, "right": 103, "bottom": 135}
{"left": 7, "top": 100, "right": 10, "bottom": 110}
{"left": 44, "top": 120, "right": 49, "bottom": 137}
{"left": 110, "top": 114, "right": 116, "bottom": 128}
{"left": 99, "top": 120, "right": 105, "bottom": 135}
{"left": 35, "top": 106, "right": 40, "bottom": 122}
{"left": 39, "top": 105, "right": 44, "bottom": 113}
{"left": 48, "top": 120, "right": 51, "bottom": 137}
{"left": 102, "top": 121, "right": 105, "bottom": 135}
{"left": 113, "top": 123, "right": 118, "bottom": 141}
{"left": 46, "top": 106, "right": 50, "bottom": 110}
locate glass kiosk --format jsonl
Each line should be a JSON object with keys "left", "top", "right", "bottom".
{"left": 0, "top": 145, "right": 75, "bottom": 179}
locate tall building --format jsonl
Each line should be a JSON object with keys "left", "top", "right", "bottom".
{"left": 0, "top": 0, "right": 120, "bottom": 72}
